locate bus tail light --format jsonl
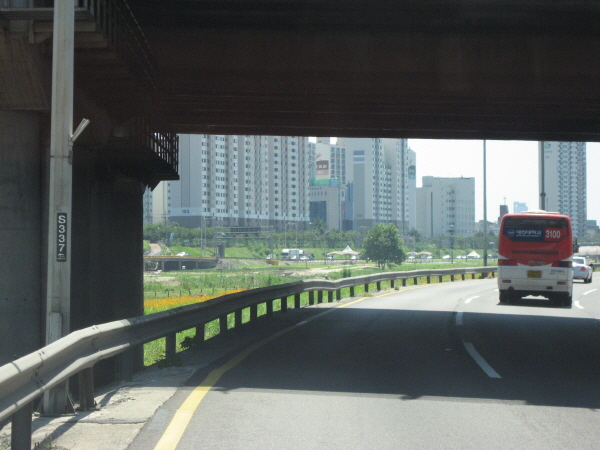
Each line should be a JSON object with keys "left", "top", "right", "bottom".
{"left": 499, "top": 259, "right": 517, "bottom": 266}
{"left": 552, "top": 261, "right": 572, "bottom": 268}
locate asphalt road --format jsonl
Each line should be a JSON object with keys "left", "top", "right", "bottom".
{"left": 130, "top": 277, "right": 600, "bottom": 450}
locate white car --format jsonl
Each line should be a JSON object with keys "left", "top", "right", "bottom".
{"left": 572, "top": 256, "right": 593, "bottom": 283}
{"left": 442, "top": 255, "right": 450, "bottom": 260}
{"left": 176, "top": 252, "right": 191, "bottom": 257}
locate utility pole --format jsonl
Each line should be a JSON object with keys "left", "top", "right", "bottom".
{"left": 44, "top": 0, "right": 75, "bottom": 415}
{"left": 483, "top": 140, "right": 488, "bottom": 267}
{"left": 539, "top": 142, "right": 546, "bottom": 210}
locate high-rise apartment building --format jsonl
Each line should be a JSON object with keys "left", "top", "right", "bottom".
{"left": 513, "top": 201, "right": 528, "bottom": 214}
{"left": 416, "top": 176, "right": 476, "bottom": 238}
{"left": 343, "top": 138, "right": 415, "bottom": 232}
{"left": 148, "top": 135, "right": 310, "bottom": 229}
{"left": 539, "top": 141, "right": 587, "bottom": 238}
{"left": 307, "top": 137, "right": 415, "bottom": 232}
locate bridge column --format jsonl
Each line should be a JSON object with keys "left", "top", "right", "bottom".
{"left": 0, "top": 111, "right": 42, "bottom": 367}
{"left": 71, "top": 149, "right": 147, "bottom": 384}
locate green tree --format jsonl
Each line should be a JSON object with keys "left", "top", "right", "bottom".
{"left": 310, "top": 217, "right": 327, "bottom": 234}
{"left": 361, "top": 223, "right": 407, "bottom": 269}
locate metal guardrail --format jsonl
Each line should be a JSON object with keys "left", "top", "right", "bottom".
{"left": 0, "top": 266, "right": 496, "bottom": 448}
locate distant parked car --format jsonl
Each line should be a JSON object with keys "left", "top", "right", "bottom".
{"left": 176, "top": 252, "right": 191, "bottom": 257}
{"left": 572, "top": 256, "right": 593, "bottom": 283}
{"left": 299, "top": 255, "right": 309, "bottom": 260}
{"left": 442, "top": 255, "right": 450, "bottom": 260}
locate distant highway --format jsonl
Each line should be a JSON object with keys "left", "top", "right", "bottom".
{"left": 131, "top": 277, "right": 600, "bottom": 449}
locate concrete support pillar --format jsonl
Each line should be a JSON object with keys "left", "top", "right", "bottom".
{"left": 71, "top": 146, "right": 146, "bottom": 384}
{"left": 0, "top": 111, "right": 42, "bottom": 366}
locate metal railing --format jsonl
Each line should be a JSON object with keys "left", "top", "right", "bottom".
{"left": 130, "top": 117, "right": 179, "bottom": 174}
{"left": 0, "top": 266, "right": 496, "bottom": 448}
{"left": 79, "top": 0, "right": 157, "bottom": 91}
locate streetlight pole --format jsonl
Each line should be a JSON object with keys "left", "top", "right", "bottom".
{"left": 483, "top": 140, "right": 488, "bottom": 266}
{"left": 450, "top": 224, "right": 454, "bottom": 264}
{"left": 44, "top": 0, "right": 75, "bottom": 416}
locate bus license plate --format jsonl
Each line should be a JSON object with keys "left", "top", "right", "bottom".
{"left": 527, "top": 270, "right": 542, "bottom": 278}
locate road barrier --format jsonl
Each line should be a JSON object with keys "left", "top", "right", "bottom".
{"left": 0, "top": 266, "right": 496, "bottom": 449}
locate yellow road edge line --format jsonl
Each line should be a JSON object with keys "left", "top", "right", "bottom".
{"left": 153, "top": 284, "right": 429, "bottom": 450}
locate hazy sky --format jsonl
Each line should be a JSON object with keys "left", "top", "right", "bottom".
{"left": 408, "top": 140, "right": 600, "bottom": 223}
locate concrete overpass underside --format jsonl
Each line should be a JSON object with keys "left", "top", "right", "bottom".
{"left": 1, "top": 0, "right": 600, "bottom": 383}
{"left": 128, "top": 0, "right": 600, "bottom": 141}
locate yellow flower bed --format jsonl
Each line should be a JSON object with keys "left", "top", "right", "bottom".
{"left": 144, "top": 288, "right": 248, "bottom": 314}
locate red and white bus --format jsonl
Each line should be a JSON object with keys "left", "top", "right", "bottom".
{"left": 498, "top": 211, "right": 575, "bottom": 307}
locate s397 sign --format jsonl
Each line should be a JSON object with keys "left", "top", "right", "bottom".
{"left": 57, "top": 213, "right": 67, "bottom": 262}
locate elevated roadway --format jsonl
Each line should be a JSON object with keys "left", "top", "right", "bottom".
{"left": 128, "top": 0, "right": 600, "bottom": 141}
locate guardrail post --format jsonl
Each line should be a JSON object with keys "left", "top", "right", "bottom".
{"left": 390, "top": 279, "right": 395, "bottom": 288}
{"left": 336, "top": 289, "right": 341, "bottom": 301}
{"left": 309, "top": 291, "right": 315, "bottom": 305}
{"left": 376, "top": 281, "right": 381, "bottom": 290}
{"left": 294, "top": 293, "right": 301, "bottom": 309}
{"left": 427, "top": 276, "right": 431, "bottom": 284}
{"left": 219, "top": 315, "right": 228, "bottom": 333}
{"left": 267, "top": 300, "right": 273, "bottom": 317}
{"left": 120, "top": 348, "right": 134, "bottom": 382}
{"left": 472, "top": 273, "right": 476, "bottom": 279}
{"left": 364, "top": 283, "right": 369, "bottom": 292}
{"left": 235, "top": 309, "right": 243, "bottom": 327}
{"left": 250, "top": 304, "right": 258, "bottom": 321}
{"left": 166, "top": 333, "right": 176, "bottom": 359}
{"left": 350, "top": 286, "right": 355, "bottom": 296}
{"left": 78, "top": 367, "right": 95, "bottom": 411}
{"left": 413, "top": 277, "right": 418, "bottom": 285}
{"left": 318, "top": 291, "right": 323, "bottom": 303}
{"left": 11, "top": 401, "right": 32, "bottom": 450}
{"left": 281, "top": 297, "right": 288, "bottom": 312}
{"left": 328, "top": 291, "right": 334, "bottom": 302}
{"left": 402, "top": 279, "right": 406, "bottom": 287}
{"left": 438, "top": 275, "right": 443, "bottom": 283}
{"left": 195, "top": 323, "right": 205, "bottom": 341}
